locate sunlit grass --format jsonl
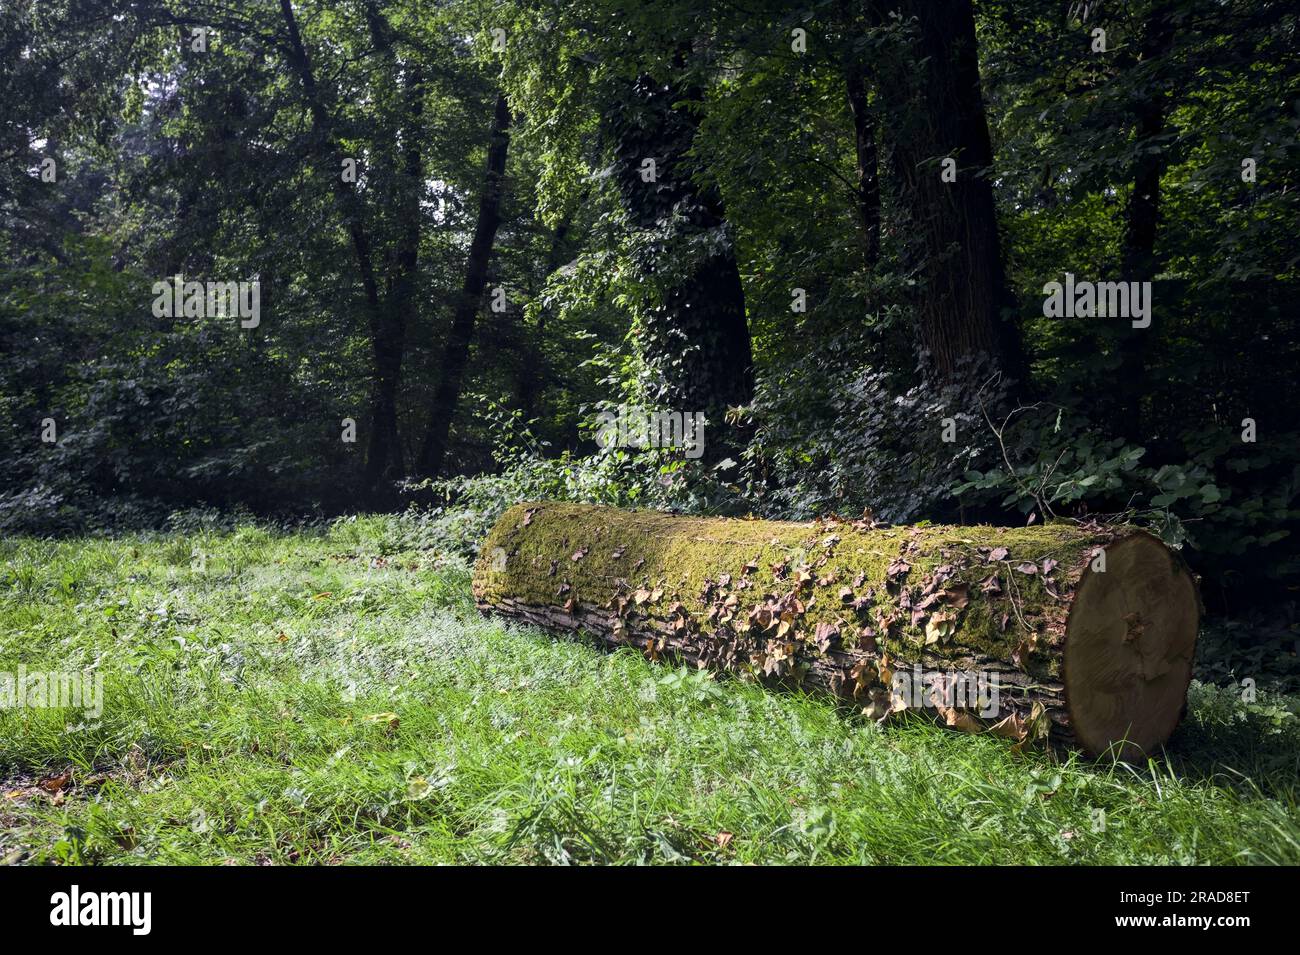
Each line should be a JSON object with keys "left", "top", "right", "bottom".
{"left": 1, "top": 520, "right": 1296, "bottom": 865}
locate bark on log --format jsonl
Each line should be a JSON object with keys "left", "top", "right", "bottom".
{"left": 473, "top": 503, "right": 1200, "bottom": 760}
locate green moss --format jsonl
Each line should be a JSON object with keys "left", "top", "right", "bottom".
{"left": 476, "top": 502, "right": 1118, "bottom": 679}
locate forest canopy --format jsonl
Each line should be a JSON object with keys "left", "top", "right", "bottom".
{"left": 2, "top": 0, "right": 1298, "bottom": 626}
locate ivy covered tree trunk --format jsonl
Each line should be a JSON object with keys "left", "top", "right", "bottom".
{"left": 842, "top": 0, "right": 882, "bottom": 267}
{"left": 1113, "top": 2, "right": 1177, "bottom": 443}
{"left": 879, "top": 0, "right": 1025, "bottom": 385}
{"left": 606, "top": 69, "right": 754, "bottom": 459}
{"left": 417, "top": 91, "right": 512, "bottom": 478}
{"left": 474, "top": 503, "right": 1200, "bottom": 760}
{"left": 279, "top": 0, "right": 405, "bottom": 498}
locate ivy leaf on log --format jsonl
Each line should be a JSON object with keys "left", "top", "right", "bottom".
{"left": 925, "top": 610, "right": 958, "bottom": 646}
{"left": 850, "top": 660, "right": 876, "bottom": 697}
{"left": 886, "top": 558, "right": 910, "bottom": 580}
{"left": 942, "top": 583, "right": 970, "bottom": 609}
{"left": 813, "top": 621, "right": 840, "bottom": 654}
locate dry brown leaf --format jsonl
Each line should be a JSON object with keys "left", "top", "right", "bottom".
{"left": 987, "top": 712, "right": 1027, "bottom": 741}
{"left": 37, "top": 773, "right": 71, "bottom": 795}
{"left": 938, "top": 706, "right": 983, "bottom": 733}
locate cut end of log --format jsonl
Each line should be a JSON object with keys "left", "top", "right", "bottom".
{"left": 1063, "top": 532, "right": 1200, "bottom": 761}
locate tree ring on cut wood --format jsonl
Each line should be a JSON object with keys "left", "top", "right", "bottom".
{"left": 1063, "top": 532, "right": 1200, "bottom": 761}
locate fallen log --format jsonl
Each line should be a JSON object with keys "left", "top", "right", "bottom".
{"left": 473, "top": 502, "right": 1200, "bottom": 759}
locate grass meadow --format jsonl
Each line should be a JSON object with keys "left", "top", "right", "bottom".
{"left": 2, "top": 517, "right": 1297, "bottom": 865}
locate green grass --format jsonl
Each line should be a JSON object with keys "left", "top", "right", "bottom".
{"left": 1, "top": 516, "right": 1297, "bottom": 865}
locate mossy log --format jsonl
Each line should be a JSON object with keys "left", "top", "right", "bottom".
{"left": 473, "top": 503, "right": 1200, "bottom": 759}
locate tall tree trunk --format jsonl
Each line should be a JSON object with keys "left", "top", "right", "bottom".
{"left": 842, "top": 0, "right": 882, "bottom": 267}
{"left": 1114, "top": 3, "right": 1175, "bottom": 442}
{"left": 880, "top": 0, "right": 1025, "bottom": 385}
{"left": 606, "top": 68, "right": 754, "bottom": 460}
{"left": 359, "top": 2, "right": 425, "bottom": 494}
{"left": 416, "top": 91, "right": 512, "bottom": 477}
{"left": 367, "top": 64, "right": 424, "bottom": 493}
{"left": 278, "top": 0, "right": 402, "bottom": 495}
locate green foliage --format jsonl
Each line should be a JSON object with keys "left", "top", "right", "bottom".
{"left": 1, "top": 523, "right": 1297, "bottom": 865}
{"left": 409, "top": 397, "right": 745, "bottom": 557}
{"left": 1195, "top": 609, "right": 1300, "bottom": 694}
{"left": 745, "top": 351, "right": 1004, "bottom": 522}
{"left": 950, "top": 398, "right": 1300, "bottom": 585}
{"left": 2, "top": 0, "right": 1297, "bottom": 620}
{"left": 0, "top": 240, "right": 352, "bottom": 531}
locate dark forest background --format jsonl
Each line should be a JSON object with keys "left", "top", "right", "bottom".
{"left": 2, "top": 0, "right": 1297, "bottom": 673}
